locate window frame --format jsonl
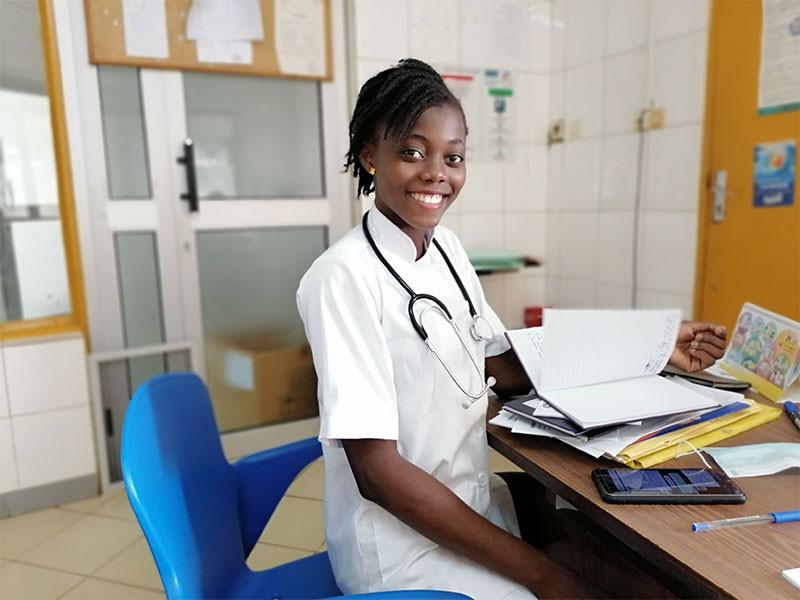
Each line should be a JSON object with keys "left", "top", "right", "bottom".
{"left": 0, "top": 0, "right": 87, "bottom": 342}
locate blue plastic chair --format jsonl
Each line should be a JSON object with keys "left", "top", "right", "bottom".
{"left": 122, "top": 372, "right": 472, "bottom": 600}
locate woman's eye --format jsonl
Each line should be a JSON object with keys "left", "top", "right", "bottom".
{"left": 447, "top": 154, "right": 465, "bottom": 164}
{"left": 401, "top": 148, "right": 424, "bottom": 159}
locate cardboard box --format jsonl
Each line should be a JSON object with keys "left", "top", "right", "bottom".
{"left": 206, "top": 335, "right": 318, "bottom": 432}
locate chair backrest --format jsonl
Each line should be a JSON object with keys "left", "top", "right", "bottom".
{"left": 122, "top": 373, "right": 245, "bottom": 599}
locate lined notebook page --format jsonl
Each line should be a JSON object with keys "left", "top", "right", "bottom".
{"left": 505, "top": 327, "right": 544, "bottom": 389}
{"left": 540, "top": 309, "right": 681, "bottom": 392}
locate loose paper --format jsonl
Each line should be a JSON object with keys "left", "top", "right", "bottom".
{"left": 186, "top": 0, "right": 264, "bottom": 42}
{"left": 274, "top": 0, "right": 325, "bottom": 77}
{"left": 122, "top": 0, "right": 169, "bottom": 59}
{"left": 758, "top": 0, "right": 800, "bottom": 114}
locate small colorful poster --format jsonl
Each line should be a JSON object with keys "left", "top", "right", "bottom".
{"left": 753, "top": 140, "right": 796, "bottom": 208}
{"left": 721, "top": 303, "right": 800, "bottom": 401}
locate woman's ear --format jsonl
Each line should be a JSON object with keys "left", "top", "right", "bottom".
{"left": 359, "top": 145, "right": 375, "bottom": 174}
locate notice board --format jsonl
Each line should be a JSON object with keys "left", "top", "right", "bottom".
{"left": 84, "top": 0, "right": 332, "bottom": 81}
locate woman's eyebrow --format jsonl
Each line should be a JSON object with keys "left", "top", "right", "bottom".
{"left": 406, "top": 133, "right": 465, "bottom": 145}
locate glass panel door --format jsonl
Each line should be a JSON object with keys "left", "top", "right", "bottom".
{"left": 146, "top": 5, "right": 350, "bottom": 437}
{"left": 69, "top": 0, "right": 351, "bottom": 461}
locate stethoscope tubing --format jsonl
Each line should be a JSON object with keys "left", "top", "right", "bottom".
{"left": 361, "top": 210, "right": 495, "bottom": 403}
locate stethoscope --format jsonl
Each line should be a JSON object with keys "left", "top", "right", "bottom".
{"left": 362, "top": 211, "right": 497, "bottom": 407}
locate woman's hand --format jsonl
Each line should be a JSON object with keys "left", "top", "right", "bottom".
{"left": 669, "top": 321, "right": 727, "bottom": 372}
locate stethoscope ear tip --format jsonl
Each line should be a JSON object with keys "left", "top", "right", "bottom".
{"left": 487, "top": 376, "right": 497, "bottom": 387}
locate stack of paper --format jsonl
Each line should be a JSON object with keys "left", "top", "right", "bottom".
{"left": 506, "top": 310, "right": 721, "bottom": 427}
{"left": 493, "top": 309, "right": 783, "bottom": 467}
{"left": 492, "top": 380, "right": 781, "bottom": 467}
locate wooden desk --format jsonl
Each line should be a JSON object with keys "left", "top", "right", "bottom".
{"left": 487, "top": 398, "right": 800, "bottom": 599}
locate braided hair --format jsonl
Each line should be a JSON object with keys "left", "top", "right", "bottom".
{"left": 345, "top": 58, "right": 467, "bottom": 197}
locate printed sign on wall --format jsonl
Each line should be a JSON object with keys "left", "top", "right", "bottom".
{"left": 753, "top": 140, "right": 796, "bottom": 208}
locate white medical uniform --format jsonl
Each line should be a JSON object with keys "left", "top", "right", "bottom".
{"left": 297, "top": 208, "right": 536, "bottom": 600}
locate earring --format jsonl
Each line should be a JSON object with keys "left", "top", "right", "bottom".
{"left": 368, "top": 166, "right": 376, "bottom": 176}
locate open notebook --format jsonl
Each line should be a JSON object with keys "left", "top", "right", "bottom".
{"left": 505, "top": 309, "right": 719, "bottom": 428}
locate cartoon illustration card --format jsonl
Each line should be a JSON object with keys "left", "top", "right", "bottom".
{"left": 721, "top": 303, "right": 800, "bottom": 401}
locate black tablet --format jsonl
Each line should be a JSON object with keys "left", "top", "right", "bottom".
{"left": 592, "top": 468, "right": 746, "bottom": 504}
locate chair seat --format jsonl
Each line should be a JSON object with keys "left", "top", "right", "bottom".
{"left": 231, "top": 552, "right": 340, "bottom": 599}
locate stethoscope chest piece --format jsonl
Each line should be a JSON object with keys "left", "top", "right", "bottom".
{"left": 469, "top": 315, "right": 494, "bottom": 342}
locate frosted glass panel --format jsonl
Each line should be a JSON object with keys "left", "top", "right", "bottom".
{"left": 98, "top": 66, "right": 151, "bottom": 199}
{"left": 197, "top": 227, "right": 326, "bottom": 432}
{"left": 184, "top": 72, "right": 324, "bottom": 198}
{"left": 98, "top": 348, "right": 191, "bottom": 483}
{"left": 114, "top": 232, "right": 165, "bottom": 387}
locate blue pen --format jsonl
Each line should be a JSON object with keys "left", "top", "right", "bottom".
{"left": 692, "top": 510, "right": 800, "bottom": 532}
{"left": 784, "top": 401, "right": 800, "bottom": 432}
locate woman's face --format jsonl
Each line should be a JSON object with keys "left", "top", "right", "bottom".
{"left": 361, "top": 104, "right": 467, "bottom": 253}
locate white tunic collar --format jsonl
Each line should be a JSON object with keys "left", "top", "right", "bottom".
{"left": 367, "top": 206, "right": 437, "bottom": 264}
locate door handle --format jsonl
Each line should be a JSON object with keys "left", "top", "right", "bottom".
{"left": 709, "top": 170, "right": 734, "bottom": 224}
{"left": 176, "top": 138, "right": 199, "bottom": 212}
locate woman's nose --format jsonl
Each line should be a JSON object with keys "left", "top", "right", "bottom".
{"left": 420, "top": 165, "right": 446, "bottom": 182}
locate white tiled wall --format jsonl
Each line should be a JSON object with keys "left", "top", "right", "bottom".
{"left": 0, "top": 335, "right": 96, "bottom": 496}
{"left": 349, "top": 0, "right": 552, "bottom": 328}
{"left": 548, "top": 0, "right": 710, "bottom": 317}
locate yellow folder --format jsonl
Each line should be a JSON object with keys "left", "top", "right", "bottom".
{"left": 616, "top": 400, "right": 782, "bottom": 469}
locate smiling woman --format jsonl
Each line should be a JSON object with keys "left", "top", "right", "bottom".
{"left": 296, "top": 59, "right": 591, "bottom": 599}
{"left": 0, "top": 0, "right": 85, "bottom": 340}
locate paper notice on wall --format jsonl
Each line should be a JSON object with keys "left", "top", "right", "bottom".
{"left": 274, "top": 0, "right": 325, "bottom": 77}
{"left": 121, "top": 0, "right": 169, "bottom": 59}
{"left": 441, "top": 68, "right": 514, "bottom": 162}
{"left": 484, "top": 69, "right": 515, "bottom": 162}
{"left": 196, "top": 40, "right": 253, "bottom": 65}
{"left": 758, "top": 0, "right": 800, "bottom": 114}
{"left": 186, "top": 0, "right": 264, "bottom": 42}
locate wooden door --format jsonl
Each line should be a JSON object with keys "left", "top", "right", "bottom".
{"left": 696, "top": 0, "right": 800, "bottom": 331}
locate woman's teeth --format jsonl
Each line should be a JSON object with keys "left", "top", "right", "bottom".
{"left": 409, "top": 192, "right": 444, "bottom": 206}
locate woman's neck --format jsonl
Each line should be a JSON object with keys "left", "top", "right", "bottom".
{"left": 374, "top": 202, "right": 431, "bottom": 260}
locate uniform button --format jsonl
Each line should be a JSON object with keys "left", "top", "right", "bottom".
{"left": 478, "top": 472, "right": 488, "bottom": 486}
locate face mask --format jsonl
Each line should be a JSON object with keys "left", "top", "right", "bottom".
{"left": 704, "top": 443, "right": 800, "bottom": 478}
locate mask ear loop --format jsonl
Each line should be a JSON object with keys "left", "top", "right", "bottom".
{"left": 674, "top": 439, "right": 713, "bottom": 470}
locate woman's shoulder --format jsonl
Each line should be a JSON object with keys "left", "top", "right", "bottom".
{"left": 299, "top": 226, "right": 376, "bottom": 296}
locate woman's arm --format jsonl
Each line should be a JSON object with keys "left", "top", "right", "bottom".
{"left": 486, "top": 350, "right": 533, "bottom": 397}
{"left": 342, "top": 438, "right": 597, "bottom": 598}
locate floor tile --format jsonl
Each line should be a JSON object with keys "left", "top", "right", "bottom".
{"left": 285, "top": 459, "right": 324, "bottom": 500}
{"left": 259, "top": 496, "right": 324, "bottom": 551}
{"left": 93, "top": 492, "right": 137, "bottom": 522}
{"left": 62, "top": 577, "right": 164, "bottom": 599}
{"left": 0, "top": 509, "right": 83, "bottom": 560}
{"left": 0, "top": 562, "right": 82, "bottom": 600}
{"left": 93, "top": 538, "right": 163, "bottom": 591}
{"left": 59, "top": 490, "right": 120, "bottom": 514}
{"left": 490, "top": 448, "right": 522, "bottom": 473}
{"left": 246, "top": 543, "right": 312, "bottom": 571}
{"left": 18, "top": 515, "right": 141, "bottom": 576}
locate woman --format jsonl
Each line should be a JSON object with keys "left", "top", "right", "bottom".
{"left": 297, "top": 59, "right": 726, "bottom": 599}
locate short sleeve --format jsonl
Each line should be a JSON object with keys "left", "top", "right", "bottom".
{"left": 297, "top": 254, "right": 398, "bottom": 446}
